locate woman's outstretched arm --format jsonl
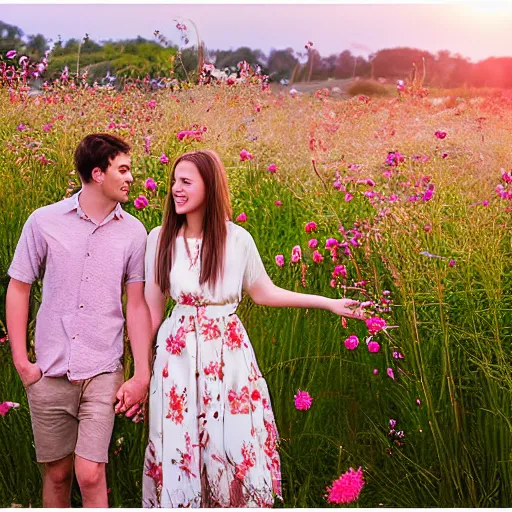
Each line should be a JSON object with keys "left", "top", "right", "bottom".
{"left": 246, "top": 272, "right": 366, "bottom": 320}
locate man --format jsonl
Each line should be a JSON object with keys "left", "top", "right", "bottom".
{"left": 5, "top": 133, "right": 152, "bottom": 507}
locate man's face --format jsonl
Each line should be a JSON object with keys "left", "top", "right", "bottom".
{"left": 99, "top": 153, "right": 133, "bottom": 203}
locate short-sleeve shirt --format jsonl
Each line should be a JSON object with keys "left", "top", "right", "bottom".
{"left": 145, "top": 221, "right": 267, "bottom": 307}
{"left": 8, "top": 190, "right": 148, "bottom": 380}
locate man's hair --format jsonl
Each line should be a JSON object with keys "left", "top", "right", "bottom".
{"left": 74, "top": 134, "right": 131, "bottom": 183}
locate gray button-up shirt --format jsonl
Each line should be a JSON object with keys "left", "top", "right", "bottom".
{"left": 8, "top": 190, "right": 147, "bottom": 380}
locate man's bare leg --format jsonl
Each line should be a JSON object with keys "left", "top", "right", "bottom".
{"left": 74, "top": 454, "right": 108, "bottom": 508}
{"left": 42, "top": 454, "right": 74, "bottom": 507}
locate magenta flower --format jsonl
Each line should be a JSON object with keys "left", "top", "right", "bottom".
{"left": 387, "top": 367, "right": 395, "bottom": 380}
{"left": 345, "top": 193, "right": 354, "bottom": 202}
{"left": 42, "top": 123, "right": 53, "bottom": 132}
{"left": 367, "top": 341, "right": 380, "bottom": 353}
{"left": 0, "top": 401, "right": 20, "bottom": 417}
{"left": 304, "top": 40, "right": 313, "bottom": 50}
{"left": 396, "top": 80, "right": 405, "bottom": 92}
{"left": 6, "top": 50, "right": 17, "bottom": 59}
{"left": 147, "top": 99, "right": 157, "bottom": 109}
{"left": 416, "top": 399, "right": 422, "bottom": 406}
{"left": 177, "top": 130, "right": 203, "bottom": 142}
{"left": 312, "top": 250, "right": 323, "bottom": 263}
{"left": 325, "top": 238, "right": 338, "bottom": 250}
{"left": 294, "top": 390, "right": 313, "bottom": 410}
{"left": 267, "top": 163, "right": 277, "bottom": 173}
{"left": 275, "top": 200, "right": 283, "bottom": 207}
{"left": 389, "top": 419, "right": 397, "bottom": 429}
{"left": 332, "top": 265, "right": 347, "bottom": 278}
{"left": 275, "top": 254, "right": 285, "bottom": 267}
{"left": 366, "top": 316, "right": 387, "bottom": 335}
{"left": 304, "top": 221, "right": 317, "bottom": 233}
{"left": 424, "top": 224, "right": 432, "bottom": 232}
{"left": 291, "top": 245, "right": 302, "bottom": 263}
{"left": 160, "top": 153, "right": 169, "bottom": 164}
{"left": 372, "top": 369, "right": 379, "bottom": 375}
{"left": 16, "top": 123, "right": 26, "bottom": 131}
{"left": 308, "top": 238, "right": 318, "bottom": 249}
{"left": 240, "top": 149, "right": 254, "bottom": 161}
{"left": 344, "top": 335, "right": 359, "bottom": 350}
{"left": 435, "top": 130, "right": 447, "bottom": 139}
{"left": 366, "top": 178, "right": 375, "bottom": 187}
{"left": 393, "top": 351, "right": 404, "bottom": 359}
{"left": 326, "top": 466, "right": 365, "bottom": 504}
{"left": 448, "top": 259, "right": 456, "bottom": 267}
{"left": 134, "top": 196, "right": 149, "bottom": 210}
{"left": 236, "top": 212, "right": 247, "bottom": 223}
{"left": 145, "top": 178, "right": 157, "bottom": 192}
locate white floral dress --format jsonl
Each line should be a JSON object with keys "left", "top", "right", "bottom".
{"left": 142, "top": 222, "right": 281, "bottom": 508}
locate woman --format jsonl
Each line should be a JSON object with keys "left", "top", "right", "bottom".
{"left": 142, "top": 150, "right": 365, "bottom": 508}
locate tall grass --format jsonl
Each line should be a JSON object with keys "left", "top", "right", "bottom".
{"left": 0, "top": 82, "right": 511, "bottom": 507}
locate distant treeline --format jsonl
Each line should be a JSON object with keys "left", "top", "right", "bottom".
{"left": 1, "top": 19, "right": 511, "bottom": 88}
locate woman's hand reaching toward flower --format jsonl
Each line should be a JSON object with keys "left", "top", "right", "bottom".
{"left": 329, "top": 298, "right": 367, "bottom": 320}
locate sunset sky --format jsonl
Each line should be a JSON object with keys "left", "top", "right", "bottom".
{"left": 1, "top": 2, "right": 511, "bottom": 62}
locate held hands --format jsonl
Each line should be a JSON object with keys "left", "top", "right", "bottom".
{"left": 17, "top": 361, "right": 42, "bottom": 389}
{"left": 330, "top": 298, "right": 368, "bottom": 321}
{"left": 115, "top": 375, "right": 149, "bottom": 421}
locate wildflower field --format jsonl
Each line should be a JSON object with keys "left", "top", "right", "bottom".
{"left": 1, "top": 73, "right": 512, "bottom": 507}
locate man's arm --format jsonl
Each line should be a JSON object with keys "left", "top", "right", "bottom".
{"left": 6, "top": 278, "right": 42, "bottom": 387}
{"left": 115, "top": 281, "right": 152, "bottom": 414}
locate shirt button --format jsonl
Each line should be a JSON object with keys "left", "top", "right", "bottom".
{"left": 79, "top": 304, "right": 84, "bottom": 309}
{"left": 86, "top": 252, "right": 91, "bottom": 257}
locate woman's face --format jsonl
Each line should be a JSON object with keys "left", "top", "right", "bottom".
{"left": 171, "top": 160, "right": 206, "bottom": 216}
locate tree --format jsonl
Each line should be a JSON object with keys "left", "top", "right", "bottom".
{"left": 0, "top": 20, "right": 24, "bottom": 54}
{"left": 267, "top": 47, "right": 298, "bottom": 81}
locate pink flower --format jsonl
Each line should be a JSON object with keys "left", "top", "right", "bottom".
{"left": 387, "top": 367, "right": 395, "bottom": 380}
{"left": 236, "top": 212, "right": 247, "bottom": 223}
{"left": 416, "top": 399, "right": 422, "bottom": 406}
{"left": 330, "top": 279, "right": 337, "bottom": 288}
{"left": 326, "top": 466, "right": 365, "bottom": 504}
{"left": 291, "top": 245, "right": 302, "bottom": 263}
{"left": 367, "top": 341, "right": 380, "bottom": 353}
{"left": 366, "top": 316, "right": 387, "bottom": 335}
{"left": 147, "top": 99, "right": 157, "bottom": 109}
{"left": 448, "top": 259, "right": 456, "bottom": 267}
{"left": 134, "top": 196, "right": 149, "bottom": 210}
{"left": 160, "top": 153, "right": 169, "bottom": 164}
{"left": 294, "top": 390, "right": 313, "bottom": 410}
{"left": 240, "top": 149, "right": 254, "bottom": 161}
{"left": 42, "top": 123, "right": 53, "bottom": 132}
{"left": 144, "top": 136, "right": 151, "bottom": 154}
{"left": 305, "top": 40, "right": 313, "bottom": 50}
{"left": 308, "top": 239, "right": 318, "bottom": 249}
{"left": 254, "top": 104, "right": 261, "bottom": 112}
{"left": 372, "top": 369, "right": 379, "bottom": 375}
{"left": 6, "top": 50, "right": 17, "bottom": 59}
{"left": 344, "top": 335, "right": 359, "bottom": 350}
{"left": 325, "top": 238, "right": 338, "bottom": 250}
{"left": 345, "top": 193, "right": 353, "bottom": 202}
{"left": 435, "top": 130, "right": 447, "bottom": 139}
{"left": 396, "top": 80, "right": 405, "bottom": 92}
{"left": 366, "top": 178, "right": 375, "bottom": 187}
{"left": 16, "top": 123, "right": 26, "bottom": 131}
{"left": 393, "top": 351, "right": 404, "bottom": 359}
{"left": 275, "top": 255, "right": 285, "bottom": 267}
{"left": 145, "top": 178, "right": 157, "bottom": 192}
{"left": 312, "top": 250, "right": 323, "bottom": 263}
{"left": 0, "top": 401, "right": 20, "bottom": 417}
{"left": 424, "top": 224, "right": 432, "bottom": 232}
{"left": 332, "top": 265, "right": 346, "bottom": 278}
{"left": 267, "top": 163, "right": 277, "bottom": 173}
{"left": 176, "top": 130, "right": 203, "bottom": 142}
{"left": 275, "top": 200, "right": 283, "bottom": 207}
{"left": 304, "top": 221, "right": 317, "bottom": 233}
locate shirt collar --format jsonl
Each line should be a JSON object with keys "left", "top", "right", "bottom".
{"left": 67, "top": 189, "right": 124, "bottom": 224}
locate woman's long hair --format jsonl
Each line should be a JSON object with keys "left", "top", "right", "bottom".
{"left": 155, "top": 150, "right": 232, "bottom": 296}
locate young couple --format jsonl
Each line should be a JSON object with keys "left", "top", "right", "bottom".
{"left": 6, "top": 133, "right": 366, "bottom": 508}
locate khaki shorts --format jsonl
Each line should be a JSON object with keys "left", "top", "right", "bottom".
{"left": 26, "top": 371, "right": 124, "bottom": 464}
